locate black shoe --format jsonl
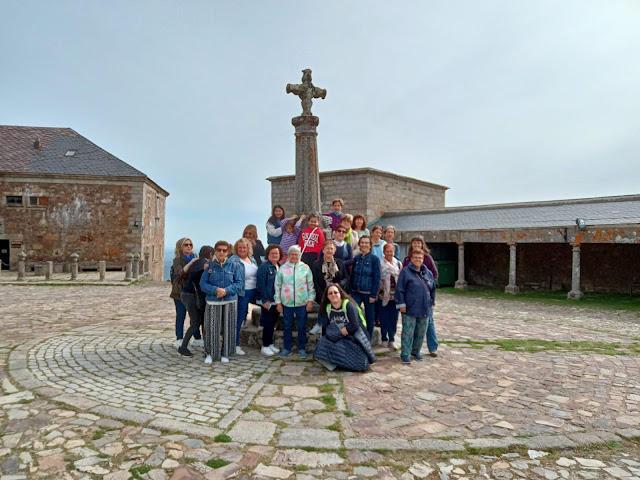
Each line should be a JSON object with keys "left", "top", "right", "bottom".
{"left": 411, "top": 353, "right": 424, "bottom": 361}
{"left": 178, "top": 347, "right": 193, "bottom": 357}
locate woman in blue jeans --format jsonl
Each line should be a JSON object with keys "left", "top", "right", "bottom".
{"left": 349, "top": 236, "right": 381, "bottom": 339}
{"left": 228, "top": 238, "right": 258, "bottom": 355}
{"left": 170, "top": 237, "right": 202, "bottom": 348}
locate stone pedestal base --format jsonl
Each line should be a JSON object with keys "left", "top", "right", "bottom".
{"left": 454, "top": 280, "right": 468, "bottom": 290}
{"left": 567, "top": 290, "right": 584, "bottom": 300}
{"left": 505, "top": 285, "right": 520, "bottom": 295}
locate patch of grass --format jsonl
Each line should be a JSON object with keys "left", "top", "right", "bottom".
{"left": 297, "top": 465, "right": 309, "bottom": 472}
{"left": 326, "top": 421, "right": 341, "bottom": 432}
{"left": 372, "top": 448, "right": 391, "bottom": 454}
{"left": 395, "top": 464, "right": 408, "bottom": 473}
{"left": 214, "top": 434, "right": 232, "bottom": 443}
{"left": 301, "top": 446, "right": 317, "bottom": 452}
{"left": 206, "top": 459, "right": 230, "bottom": 469}
{"left": 129, "top": 465, "right": 151, "bottom": 480}
{"left": 344, "top": 410, "right": 355, "bottom": 417}
{"left": 605, "top": 440, "right": 621, "bottom": 450}
{"left": 254, "top": 372, "right": 265, "bottom": 379}
{"left": 320, "top": 395, "right": 336, "bottom": 407}
{"left": 122, "top": 420, "right": 138, "bottom": 426}
{"left": 440, "top": 286, "right": 640, "bottom": 314}
{"left": 242, "top": 407, "right": 251, "bottom": 413}
{"left": 435, "top": 436, "right": 455, "bottom": 441}
{"left": 18, "top": 399, "right": 32, "bottom": 404}
{"left": 318, "top": 383, "right": 335, "bottom": 393}
{"left": 92, "top": 429, "right": 105, "bottom": 441}
{"left": 97, "top": 453, "right": 109, "bottom": 459}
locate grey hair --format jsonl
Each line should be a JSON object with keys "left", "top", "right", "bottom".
{"left": 288, "top": 245, "right": 301, "bottom": 255}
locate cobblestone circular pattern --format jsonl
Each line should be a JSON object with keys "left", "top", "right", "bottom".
{"left": 27, "top": 333, "right": 269, "bottom": 427}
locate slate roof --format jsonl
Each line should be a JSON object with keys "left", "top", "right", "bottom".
{"left": 373, "top": 195, "right": 640, "bottom": 231}
{"left": 0, "top": 125, "right": 146, "bottom": 177}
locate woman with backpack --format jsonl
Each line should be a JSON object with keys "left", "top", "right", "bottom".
{"left": 313, "top": 284, "right": 376, "bottom": 371}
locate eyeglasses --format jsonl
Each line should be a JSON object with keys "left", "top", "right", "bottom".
{"left": 184, "top": 243, "right": 193, "bottom": 247}
{"left": 216, "top": 248, "right": 228, "bottom": 253}
{"left": 327, "top": 291, "right": 340, "bottom": 296}
{"left": 336, "top": 230, "right": 346, "bottom": 234}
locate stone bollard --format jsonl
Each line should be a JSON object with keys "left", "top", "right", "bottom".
{"left": 124, "top": 253, "right": 133, "bottom": 282}
{"left": 70, "top": 253, "right": 79, "bottom": 280}
{"left": 17, "top": 251, "right": 26, "bottom": 281}
{"left": 144, "top": 252, "right": 150, "bottom": 277}
{"left": 45, "top": 261, "right": 53, "bottom": 280}
{"left": 99, "top": 260, "right": 106, "bottom": 281}
{"left": 132, "top": 252, "right": 140, "bottom": 280}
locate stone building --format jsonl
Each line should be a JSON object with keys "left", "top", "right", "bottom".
{"left": 0, "top": 126, "right": 168, "bottom": 280}
{"left": 373, "top": 195, "right": 640, "bottom": 296}
{"left": 268, "top": 167, "right": 448, "bottom": 221}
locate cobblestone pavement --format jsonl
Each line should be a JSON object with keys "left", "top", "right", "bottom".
{"left": 2, "top": 282, "right": 640, "bottom": 480}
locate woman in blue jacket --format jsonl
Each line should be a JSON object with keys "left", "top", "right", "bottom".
{"left": 200, "top": 240, "right": 243, "bottom": 364}
{"left": 395, "top": 249, "right": 436, "bottom": 364}
{"left": 349, "top": 236, "right": 381, "bottom": 339}
{"left": 256, "top": 244, "right": 283, "bottom": 356}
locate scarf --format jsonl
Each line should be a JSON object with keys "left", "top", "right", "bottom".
{"left": 183, "top": 253, "right": 196, "bottom": 262}
{"left": 379, "top": 257, "right": 402, "bottom": 306}
{"left": 322, "top": 257, "right": 339, "bottom": 282}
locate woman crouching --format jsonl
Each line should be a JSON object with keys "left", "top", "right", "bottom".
{"left": 314, "top": 284, "right": 376, "bottom": 372}
{"left": 199, "top": 241, "right": 243, "bottom": 364}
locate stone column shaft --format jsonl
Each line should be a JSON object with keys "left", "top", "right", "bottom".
{"left": 504, "top": 243, "right": 520, "bottom": 294}
{"left": 567, "top": 244, "right": 584, "bottom": 300}
{"left": 17, "top": 251, "right": 26, "bottom": 281}
{"left": 99, "top": 260, "right": 106, "bottom": 281}
{"left": 133, "top": 253, "right": 140, "bottom": 280}
{"left": 124, "top": 253, "right": 133, "bottom": 282}
{"left": 45, "top": 261, "right": 53, "bottom": 280}
{"left": 70, "top": 253, "right": 79, "bottom": 281}
{"left": 144, "top": 252, "right": 150, "bottom": 275}
{"left": 292, "top": 115, "right": 321, "bottom": 215}
{"left": 454, "top": 242, "right": 468, "bottom": 290}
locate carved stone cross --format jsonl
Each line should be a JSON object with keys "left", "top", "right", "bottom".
{"left": 286, "top": 69, "right": 327, "bottom": 116}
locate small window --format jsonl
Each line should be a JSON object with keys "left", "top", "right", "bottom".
{"left": 27, "top": 196, "right": 48, "bottom": 207}
{"left": 29, "top": 196, "right": 38, "bottom": 206}
{"left": 64, "top": 150, "right": 76, "bottom": 157}
{"left": 6, "top": 196, "right": 22, "bottom": 206}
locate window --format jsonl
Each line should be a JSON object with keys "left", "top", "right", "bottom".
{"left": 65, "top": 150, "right": 76, "bottom": 157}
{"left": 6, "top": 196, "right": 22, "bottom": 206}
{"left": 27, "top": 196, "right": 48, "bottom": 207}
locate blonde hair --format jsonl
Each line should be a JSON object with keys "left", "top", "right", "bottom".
{"left": 341, "top": 213, "right": 353, "bottom": 223}
{"left": 174, "top": 237, "right": 193, "bottom": 259}
{"left": 233, "top": 237, "right": 254, "bottom": 257}
{"left": 242, "top": 224, "right": 258, "bottom": 240}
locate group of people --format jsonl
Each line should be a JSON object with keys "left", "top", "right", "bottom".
{"left": 170, "top": 199, "right": 438, "bottom": 370}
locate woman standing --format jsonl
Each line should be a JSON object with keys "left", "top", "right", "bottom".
{"left": 314, "top": 284, "right": 376, "bottom": 372}
{"left": 338, "top": 214, "right": 359, "bottom": 250}
{"left": 352, "top": 214, "right": 370, "bottom": 239}
{"left": 299, "top": 214, "right": 325, "bottom": 266}
{"left": 383, "top": 226, "right": 400, "bottom": 260}
{"left": 178, "top": 245, "right": 215, "bottom": 357}
{"left": 256, "top": 244, "right": 283, "bottom": 356}
{"left": 378, "top": 243, "right": 403, "bottom": 350}
{"left": 170, "top": 237, "right": 203, "bottom": 348}
{"left": 323, "top": 198, "right": 345, "bottom": 232}
{"left": 243, "top": 224, "right": 266, "bottom": 267}
{"left": 200, "top": 241, "right": 243, "bottom": 364}
{"left": 370, "top": 226, "right": 387, "bottom": 260}
{"left": 228, "top": 238, "right": 258, "bottom": 356}
{"left": 395, "top": 250, "right": 436, "bottom": 364}
{"left": 349, "top": 236, "right": 381, "bottom": 339}
{"left": 310, "top": 240, "right": 350, "bottom": 335}
{"left": 333, "top": 225, "right": 354, "bottom": 268}
{"left": 266, "top": 205, "right": 286, "bottom": 245}
{"left": 275, "top": 246, "right": 315, "bottom": 359}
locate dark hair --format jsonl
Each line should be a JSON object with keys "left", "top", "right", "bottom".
{"left": 319, "top": 284, "right": 357, "bottom": 317}
{"left": 265, "top": 243, "right": 283, "bottom": 261}
{"left": 214, "top": 240, "right": 230, "bottom": 251}
{"left": 358, "top": 235, "right": 372, "bottom": 246}
{"left": 199, "top": 245, "right": 215, "bottom": 259}
{"left": 408, "top": 236, "right": 431, "bottom": 255}
{"left": 268, "top": 205, "right": 285, "bottom": 226}
{"left": 352, "top": 214, "right": 367, "bottom": 230}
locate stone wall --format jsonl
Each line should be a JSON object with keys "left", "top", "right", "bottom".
{"left": 269, "top": 168, "right": 447, "bottom": 222}
{"left": 464, "top": 242, "right": 640, "bottom": 294}
{"left": 0, "top": 176, "right": 166, "bottom": 280}
{"left": 142, "top": 182, "right": 167, "bottom": 281}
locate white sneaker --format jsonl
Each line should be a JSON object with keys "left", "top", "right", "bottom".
{"left": 268, "top": 344, "right": 280, "bottom": 354}
{"left": 192, "top": 339, "right": 204, "bottom": 347}
{"left": 204, "top": 355, "right": 212, "bottom": 364}
{"left": 175, "top": 340, "right": 183, "bottom": 349}
{"left": 221, "top": 356, "right": 229, "bottom": 363}
{"left": 309, "top": 324, "right": 322, "bottom": 335}
{"left": 381, "top": 341, "right": 388, "bottom": 348}
{"left": 235, "top": 346, "right": 246, "bottom": 356}
{"left": 261, "top": 346, "right": 275, "bottom": 356}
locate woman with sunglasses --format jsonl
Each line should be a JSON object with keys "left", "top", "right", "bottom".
{"left": 170, "top": 237, "right": 203, "bottom": 349}
{"left": 314, "top": 284, "right": 376, "bottom": 371}
{"left": 200, "top": 241, "right": 244, "bottom": 364}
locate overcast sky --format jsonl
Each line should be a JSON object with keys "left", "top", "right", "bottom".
{"left": 1, "top": 1, "right": 639, "bottom": 252}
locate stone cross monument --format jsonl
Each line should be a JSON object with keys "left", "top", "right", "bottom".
{"left": 286, "top": 69, "right": 326, "bottom": 216}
